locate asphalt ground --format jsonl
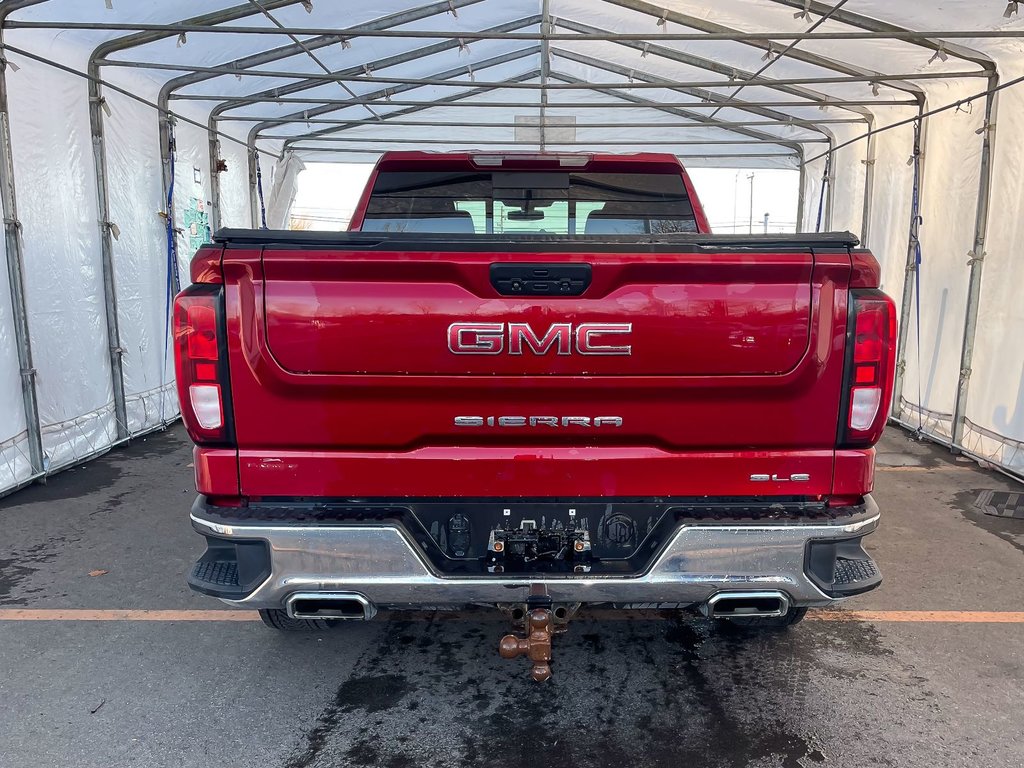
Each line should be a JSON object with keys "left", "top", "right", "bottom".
{"left": 1, "top": 425, "right": 1022, "bottom": 768}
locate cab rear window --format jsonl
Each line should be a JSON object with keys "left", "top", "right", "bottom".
{"left": 358, "top": 170, "right": 697, "bottom": 235}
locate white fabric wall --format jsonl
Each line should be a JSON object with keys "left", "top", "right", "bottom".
{"left": 800, "top": 154, "right": 827, "bottom": 233}
{"left": 106, "top": 90, "right": 179, "bottom": 433}
{"left": 828, "top": 128, "right": 869, "bottom": 237}
{"left": 171, "top": 120, "right": 214, "bottom": 286}
{"left": 6, "top": 54, "right": 116, "bottom": 472}
{"left": 218, "top": 139, "right": 255, "bottom": 229}
{"left": 266, "top": 153, "right": 306, "bottom": 230}
{"left": 895, "top": 81, "right": 985, "bottom": 440}
{"left": 0, "top": 33, "right": 249, "bottom": 494}
{"left": 960, "top": 55, "right": 1024, "bottom": 472}
{"left": 865, "top": 116, "right": 916, "bottom": 307}
{"left": 0, "top": 200, "right": 33, "bottom": 490}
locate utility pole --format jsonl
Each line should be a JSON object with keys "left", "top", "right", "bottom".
{"left": 732, "top": 170, "right": 740, "bottom": 232}
{"left": 747, "top": 172, "right": 755, "bottom": 234}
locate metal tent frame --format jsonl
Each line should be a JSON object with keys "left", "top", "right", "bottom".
{"left": 0, "top": 0, "right": 1022, "bottom": 493}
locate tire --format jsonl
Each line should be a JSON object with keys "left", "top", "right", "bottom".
{"left": 258, "top": 608, "right": 335, "bottom": 632}
{"left": 721, "top": 606, "right": 807, "bottom": 629}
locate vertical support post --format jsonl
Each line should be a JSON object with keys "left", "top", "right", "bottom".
{"left": 156, "top": 111, "right": 178, "bottom": 427}
{"left": 860, "top": 117, "right": 876, "bottom": 248}
{"left": 247, "top": 142, "right": 259, "bottom": 228}
{"left": 158, "top": 111, "right": 178, "bottom": 280}
{"left": 208, "top": 116, "right": 222, "bottom": 231}
{"left": 539, "top": 0, "right": 551, "bottom": 151}
{"left": 796, "top": 154, "right": 806, "bottom": 233}
{"left": 87, "top": 70, "right": 128, "bottom": 441}
{"left": 813, "top": 144, "right": 832, "bottom": 234}
{"left": 951, "top": 76, "right": 999, "bottom": 450}
{"left": 0, "top": 44, "right": 45, "bottom": 479}
{"left": 824, "top": 143, "right": 836, "bottom": 232}
{"left": 891, "top": 103, "right": 927, "bottom": 419}
{"left": 159, "top": 113, "right": 173, "bottom": 220}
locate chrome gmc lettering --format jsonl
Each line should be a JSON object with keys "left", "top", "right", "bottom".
{"left": 448, "top": 322, "right": 632, "bottom": 356}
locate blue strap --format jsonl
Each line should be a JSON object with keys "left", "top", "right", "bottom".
{"left": 255, "top": 150, "right": 268, "bottom": 229}
{"left": 166, "top": 124, "right": 180, "bottom": 293}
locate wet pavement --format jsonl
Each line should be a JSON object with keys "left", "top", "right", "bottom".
{"left": 1, "top": 425, "right": 1022, "bottom": 767}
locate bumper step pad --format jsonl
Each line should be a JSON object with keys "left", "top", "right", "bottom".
{"left": 807, "top": 537, "right": 882, "bottom": 597}
{"left": 191, "top": 560, "right": 240, "bottom": 589}
{"left": 186, "top": 539, "right": 271, "bottom": 599}
{"left": 834, "top": 556, "right": 879, "bottom": 587}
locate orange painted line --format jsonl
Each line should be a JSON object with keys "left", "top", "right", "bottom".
{"left": 809, "top": 610, "right": 1024, "bottom": 623}
{"left": 0, "top": 609, "right": 259, "bottom": 622}
{"left": 876, "top": 465, "right": 975, "bottom": 472}
{"left": 0, "top": 608, "right": 1022, "bottom": 623}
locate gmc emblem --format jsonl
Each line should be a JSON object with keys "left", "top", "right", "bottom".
{"left": 448, "top": 322, "right": 632, "bottom": 356}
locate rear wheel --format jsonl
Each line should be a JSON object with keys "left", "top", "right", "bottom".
{"left": 722, "top": 606, "right": 807, "bottom": 629}
{"left": 258, "top": 608, "right": 335, "bottom": 632}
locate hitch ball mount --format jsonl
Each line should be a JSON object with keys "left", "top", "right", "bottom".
{"left": 499, "top": 584, "right": 577, "bottom": 682}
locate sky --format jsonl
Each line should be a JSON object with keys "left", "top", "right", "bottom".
{"left": 289, "top": 163, "right": 800, "bottom": 234}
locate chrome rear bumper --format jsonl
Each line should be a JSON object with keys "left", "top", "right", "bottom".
{"left": 189, "top": 496, "right": 880, "bottom": 610}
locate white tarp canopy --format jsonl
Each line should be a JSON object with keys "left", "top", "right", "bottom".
{"left": 1, "top": 0, "right": 1023, "bottom": 495}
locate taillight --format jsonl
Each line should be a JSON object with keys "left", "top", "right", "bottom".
{"left": 173, "top": 285, "right": 233, "bottom": 445}
{"left": 839, "top": 290, "right": 897, "bottom": 447}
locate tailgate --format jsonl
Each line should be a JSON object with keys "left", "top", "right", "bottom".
{"left": 223, "top": 237, "right": 854, "bottom": 497}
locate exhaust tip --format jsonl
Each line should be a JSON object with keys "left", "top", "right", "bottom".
{"left": 286, "top": 592, "right": 376, "bottom": 621}
{"left": 703, "top": 591, "right": 789, "bottom": 619}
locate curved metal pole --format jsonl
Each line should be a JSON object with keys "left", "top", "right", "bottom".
{"left": 280, "top": 135, "right": 824, "bottom": 146}
{"left": 0, "top": 0, "right": 47, "bottom": 485}
{"left": 796, "top": 155, "right": 806, "bottom": 233}
{"left": 203, "top": 14, "right": 539, "bottom": 125}
{"left": 98, "top": 61, "right": 986, "bottom": 88}
{"left": 601, "top": 0, "right": 931, "bottom": 243}
{"left": 187, "top": 96, "right": 919, "bottom": 109}
{"left": 195, "top": 8, "right": 527, "bottom": 227}
{"left": 765, "top": 0, "right": 995, "bottom": 250}
{"left": 246, "top": 144, "right": 259, "bottom": 228}
{"left": 892, "top": 107, "right": 928, "bottom": 420}
{"left": 555, "top": 17, "right": 874, "bottom": 128}
{"left": 860, "top": 118, "right": 876, "bottom": 247}
{"left": 85, "top": 1, "right": 300, "bottom": 441}
{"left": 551, "top": 42, "right": 840, "bottom": 149}
{"left": 825, "top": 140, "right": 836, "bottom": 231}
{"left": 601, "top": 0, "right": 927, "bottom": 103}
{"left": 279, "top": 64, "right": 545, "bottom": 151}
{"left": 85, "top": 74, "right": 138, "bottom": 441}
{"left": 952, "top": 74, "right": 999, "bottom": 451}
{"left": 270, "top": 44, "right": 831, "bottom": 154}
{"left": 539, "top": 0, "right": 551, "bottom": 150}
{"left": 161, "top": 1, "right": 489, "bottom": 228}
{"left": 8, "top": 20, "right": 1024, "bottom": 43}
{"left": 279, "top": 45, "right": 816, "bottom": 156}
{"left": 767, "top": 0, "right": 996, "bottom": 72}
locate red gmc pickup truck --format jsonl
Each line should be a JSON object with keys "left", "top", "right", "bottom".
{"left": 175, "top": 151, "right": 895, "bottom": 680}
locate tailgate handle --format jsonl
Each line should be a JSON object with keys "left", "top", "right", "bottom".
{"left": 490, "top": 263, "right": 591, "bottom": 297}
